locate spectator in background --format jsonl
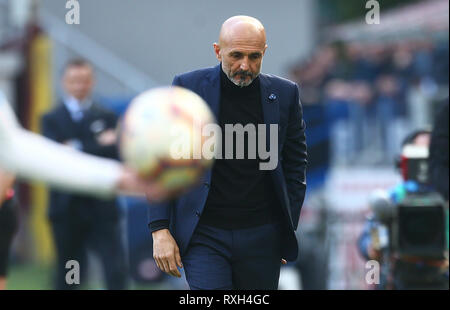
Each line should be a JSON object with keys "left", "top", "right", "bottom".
{"left": 41, "top": 59, "right": 128, "bottom": 290}
{"left": 348, "top": 81, "right": 374, "bottom": 161}
{"left": 406, "top": 77, "right": 438, "bottom": 130}
{"left": 351, "top": 44, "right": 390, "bottom": 83}
{"left": 289, "top": 39, "right": 448, "bottom": 167}
{"left": 412, "top": 40, "right": 434, "bottom": 79}
{"left": 374, "top": 74, "right": 404, "bottom": 162}
{"left": 323, "top": 79, "right": 351, "bottom": 165}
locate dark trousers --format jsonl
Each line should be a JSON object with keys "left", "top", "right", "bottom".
{"left": 182, "top": 221, "right": 283, "bottom": 290}
{"left": 50, "top": 211, "right": 128, "bottom": 290}
{"left": 0, "top": 199, "right": 18, "bottom": 277}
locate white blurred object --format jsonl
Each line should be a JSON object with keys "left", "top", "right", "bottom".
{"left": 377, "top": 225, "right": 389, "bottom": 248}
{"left": 370, "top": 223, "right": 389, "bottom": 250}
{"left": 407, "top": 79, "right": 436, "bottom": 131}
{"left": 369, "top": 189, "right": 394, "bottom": 222}
{"left": 9, "top": 0, "right": 32, "bottom": 29}
{"left": 0, "top": 92, "right": 121, "bottom": 197}
{"left": 278, "top": 266, "right": 302, "bottom": 290}
{"left": 120, "top": 86, "right": 216, "bottom": 195}
{"left": 325, "top": 167, "right": 401, "bottom": 212}
{"left": 402, "top": 144, "right": 429, "bottom": 159}
{"left": 0, "top": 51, "right": 22, "bottom": 110}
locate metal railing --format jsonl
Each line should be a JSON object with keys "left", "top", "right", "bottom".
{"left": 1, "top": 0, "right": 158, "bottom": 93}
{"left": 38, "top": 7, "right": 158, "bottom": 94}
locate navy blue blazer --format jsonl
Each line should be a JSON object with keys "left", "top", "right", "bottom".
{"left": 148, "top": 64, "right": 307, "bottom": 261}
{"left": 41, "top": 102, "right": 120, "bottom": 220}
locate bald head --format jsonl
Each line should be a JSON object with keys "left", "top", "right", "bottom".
{"left": 214, "top": 16, "right": 268, "bottom": 87}
{"left": 218, "top": 16, "right": 266, "bottom": 48}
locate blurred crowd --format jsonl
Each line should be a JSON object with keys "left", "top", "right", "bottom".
{"left": 289, "top": 39, "right": 449, "bottom": 166}
{"left": 283, "top": 38, "right": 449, "bottom": 290}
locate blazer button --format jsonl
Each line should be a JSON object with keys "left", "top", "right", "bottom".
{"left": 195, "top": 211, "right": 201, "bottom": 217}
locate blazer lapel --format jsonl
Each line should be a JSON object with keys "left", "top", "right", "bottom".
{"left": 201, "top": 64, "right": 221, "bottom": 183}
{"left": 259, "top": 75, "right": 292, "bottom": 221}
{"left": 202, "top": 64, "right": 221, "bottom": 121}
{"left": 259, "top": 74, "right": 280, "bottom": 149}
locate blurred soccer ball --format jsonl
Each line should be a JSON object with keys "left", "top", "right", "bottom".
{"left": 120, "top": 86, "right": 216, "bottom": 195}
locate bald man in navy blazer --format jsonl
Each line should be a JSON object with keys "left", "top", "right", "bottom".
{"left": 148, "top": 16, "right": 307, "bottom": 290}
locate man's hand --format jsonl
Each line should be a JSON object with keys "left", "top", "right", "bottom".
{"left": 0, "top": 169, "right": 15, "bottom": 207}
{"left": 63, "top": 139, "right": 83, "bottom": 150}
{"left": 117, "top": 167, "right": 185, "bottom": 201}
{"left": 145, "top": 181, "right": 173, "bottom": 203}
{"left": 97, "top": 129, "right": 117, "bottom": 146}
{"left": 116, "top": 167, "right": 148, "bottom": 197}
{"left": 281, "top": 259, "right": 287, "bottom": 265}
{"left": 152, "top": 229, "right": 183, "bottom": 278}
{"left": 146, "top": 182, "right": 189, "bottom": 203}
{"left": 116, "top": 167, "right": 171, "bottom": 201}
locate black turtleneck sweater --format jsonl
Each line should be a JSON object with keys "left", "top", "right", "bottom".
{"left": 148, "top": 68, "right": 281, "bottom": 233}
{"left": 198, "top": 68, "right": 280, "bottom": 229}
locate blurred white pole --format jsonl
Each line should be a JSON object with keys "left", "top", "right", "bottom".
{"left": 8, "top": 0, "right": 32, "bottom": 29}
{"left": 0, "top": 52, "right": 22, "bottom": 109}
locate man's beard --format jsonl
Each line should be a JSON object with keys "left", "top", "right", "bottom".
{"left": 225, "top": 67, "right": 259, "bottom": 87}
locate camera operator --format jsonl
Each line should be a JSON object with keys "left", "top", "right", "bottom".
{"left": 358, "top": 129, "right": 449, "bottom": 290}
